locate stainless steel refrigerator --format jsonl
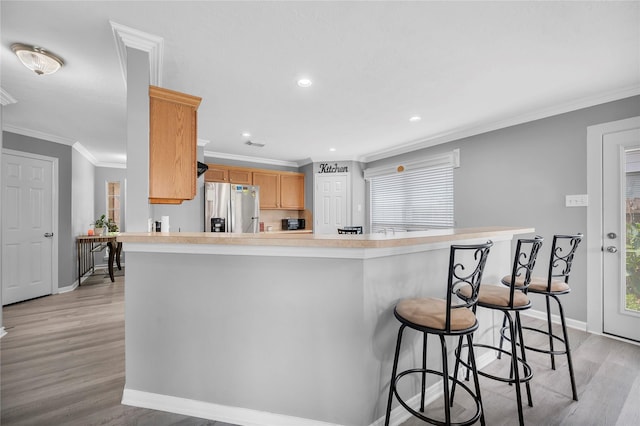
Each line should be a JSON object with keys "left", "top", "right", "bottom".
{"left": 204, "top": 182, "right": 260, "bottom": 233}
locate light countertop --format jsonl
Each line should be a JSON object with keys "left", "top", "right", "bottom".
{"left": 117, "top": 226, "right": 534, "bottom": 249}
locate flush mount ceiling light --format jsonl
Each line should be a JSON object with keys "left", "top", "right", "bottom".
{"left": 241, "top": 132, "right": 251, "bottom": 138}
{"left": 297, "top": 78, "right": 312, "bottom": 88}
{"left": 11, "top": 43, "right": 64, "bottom": 75}
{"left": 409, "top": 115, "right": 422, "bottom": 122}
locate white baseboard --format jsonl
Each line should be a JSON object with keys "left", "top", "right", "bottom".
{"left": 123, "top": 350, "right": 497, "bottom": 426}
{"left": 121, "top": 388, "right": 341, "bottom": 426}
{"left": 58, "top": 281, "right": 79, "bottom": 293}
{"left": 522, "top": 309, "right": 587, "bottom": 332}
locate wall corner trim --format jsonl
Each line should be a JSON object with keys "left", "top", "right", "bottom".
{"left": 110, "top": 20, "right": 164, "bottom": 88}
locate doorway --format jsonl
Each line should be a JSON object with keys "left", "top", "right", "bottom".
{"left": 314, "top": 173, "right": 350, "bottom": 235}
{"left": 2, "top": 149, "right": 58, "bottom": 305}
{"left": 587, "top": 117, "right": 640, "bottom": 342}
{"left": 602, "top": 128, "right": 640, "bottom": 341}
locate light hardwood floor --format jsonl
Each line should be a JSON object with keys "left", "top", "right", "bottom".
{"left": 0, "top": 269, "right": 232, "bottom": 426}
{"left": 1, "top": 271, "right": 639, "bottom": 425}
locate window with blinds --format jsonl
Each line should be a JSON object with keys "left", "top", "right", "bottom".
{"left": 366, "top": 150, "right": 457, "bottom": 233}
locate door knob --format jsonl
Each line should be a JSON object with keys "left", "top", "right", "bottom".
{"left": 607, "top": 232, "right": 617, "bottom": 239}
{"left": 44, "top": 232, "right": 54, "bottom": 238}
{"left": 606, "top": 246, "right": 618, "bottom": 253}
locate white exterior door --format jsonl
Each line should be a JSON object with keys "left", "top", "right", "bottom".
{"left": 314, "top": 173, "right": 349, "bottom": 235}
{"left": 2, "top": 151, "right": 55, "bottom": 305}
{"left": 603, "top": 128, "right": 640, "bottom": 341}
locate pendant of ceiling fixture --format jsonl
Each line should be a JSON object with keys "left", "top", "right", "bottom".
{"left": 11, "top": 43, "right": 64, "bottom": 75}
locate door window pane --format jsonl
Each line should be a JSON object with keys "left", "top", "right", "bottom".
{"left": 625, "top": 149, "right": 640, "bottom": 312}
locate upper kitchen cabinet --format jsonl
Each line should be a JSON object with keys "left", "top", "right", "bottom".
{"left": 204, "top": 165, "right": 252, "bottom": 184}
{"left": 254, "top": 170, "right": 305, "bottom": 210}
{"left": 204, "top": 165, "right": 228, "bottom": 183}
{"left": 253, "top": 171, "right": 280, "bottom": 209}
{"left": 280, "top": 172, "right": 305, "bottom": 210}
{"left": 149, "top": 85, "right": 202, "bottom": 204}
{"left": 205, "top": 163, "right": 305, "bottom": 210}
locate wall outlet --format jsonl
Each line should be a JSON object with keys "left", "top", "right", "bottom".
{"left": 565, "top": 194, "right": 589, "bottom": 207}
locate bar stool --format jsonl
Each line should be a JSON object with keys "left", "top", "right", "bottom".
{"left": 384, "top": 241, "right": 493, "bottom": 426}
{"left": 500, "top": 233, "right": 583, "bottom": 401}
{"left": 454, "top": 236, "right": 543, "bottom": 426}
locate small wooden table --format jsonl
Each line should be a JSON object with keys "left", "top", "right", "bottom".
{"left": 76, "top": 235, "right": 122, "bottom": 283}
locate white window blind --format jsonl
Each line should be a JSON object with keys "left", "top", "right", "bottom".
{"left": 367, "top": 151, "right": 457, "bottom": 232}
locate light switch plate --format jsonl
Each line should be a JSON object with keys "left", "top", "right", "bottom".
{"left": 566, "top": 194, "right": 589, "bottom": 207}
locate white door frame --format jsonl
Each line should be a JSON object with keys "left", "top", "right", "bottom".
{"left": 313, "top": 172, "right": 352, "bottom": 234}
{"left": 586, "top": 116, "right": 640, "bottom": 335}
{"left": 2, "top": 148, "right": 59, "bottom": 296}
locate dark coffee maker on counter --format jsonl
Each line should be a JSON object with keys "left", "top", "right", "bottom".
{"left": 211, "top": 217, "right": 226, "bottom": 232}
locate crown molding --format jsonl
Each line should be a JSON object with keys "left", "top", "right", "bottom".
{"left": 110, "top": 20, "right": 164, "bottom": 88}
{"left": 197, "top": 138, "right": 210, "bottom": 147}
{"left": 2, "top": 124, "right": 77, "bottom": 146}
{"left": 74, "top": 143, "right": 127, "bottom": 168}
{"left": 204, "top": 150, "right": 299, "bottom": 168}
{"left": 360, "top": 84, "right": 640, "bottom": 163}
{"left": 1, "top": 88, "right": 17, "bottom": 106}
{"left": 72, "top": 142, "right": 98, "bottom": 165}
{"left": 95, "top": 161, "right": 127, "bottom": 169}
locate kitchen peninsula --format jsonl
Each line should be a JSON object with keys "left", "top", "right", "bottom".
{"left": 118, "top": 227, "right": 532, "bottom": 426}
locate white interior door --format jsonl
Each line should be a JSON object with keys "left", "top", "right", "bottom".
{"left": 2, "top": 151, "right": 55, "bottom": 305}
{"left": 314, "top": 173, "right": 349, "bottom": 235}
{"left": 603, "top": 128, "right": 640, "bottom": 341}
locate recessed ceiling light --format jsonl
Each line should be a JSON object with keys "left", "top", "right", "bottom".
{"left": 329, "top": 148, "right": 336, "bottom": 152}
{"left": 409, "top": 116, "right": 422, "bottom": 122}
{"left": 242, "top": 132, "right": 251, "bottom": 138}
{"left": 297, "top": 78, "right": 312, "bottom": 88}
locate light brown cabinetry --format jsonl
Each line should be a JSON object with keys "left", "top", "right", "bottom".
{"left": 148, "top": 86, "right": 202, "bottom": 204}
{"left": 204, "top": 166, "right": 228, "bottom": 183}
{"left": 206, "top": 163, "right": 305, "bottom": 210}
{"left": 204, "top": 165, "right": 253, "bottom": 184}
{"left": 279, "top": 173, "right": 305, "bottom": 210}
{"left": 253, "top": 171, "right": 280, "bottom": 209}
{"left": 228, "top": 168, "right": 253, "bottom": 184}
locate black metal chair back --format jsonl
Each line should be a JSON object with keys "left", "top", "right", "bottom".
{"left": 445, "top": 241, "right": 493, "bottom": 332}
{"left": 546, "top": 233, "right": 583, "bottom": 291}
{"left": 505, "top": 236, "right": 544, "bottom": 307}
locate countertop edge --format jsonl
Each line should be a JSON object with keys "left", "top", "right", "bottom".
{"left": 118, "top": 227, "right": 534, "bottom": 257}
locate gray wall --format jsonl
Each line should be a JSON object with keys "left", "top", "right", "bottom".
{"left": 72, "top": 149, "right": 94, "bottom": 236}
{"left": 366, "top": 95, "right": 640, "bottom": 321}
{"left": 300, "top": 162, "right": 313, "bottom": 215}
{"left": 125, "top": 47, "right": 150, "bottom": 232}
{"left": 72, "top": 148, "right": 96, "bottom": 273}
{"left": 1, "top": 97, "right": 3, "bottom": 331}
{"left": 3, "top": 132, "right": 75, "bottom": 289}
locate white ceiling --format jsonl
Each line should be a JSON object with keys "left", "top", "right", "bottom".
{"left": 2, "top": 1, "right": 639, "bottom": 167}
